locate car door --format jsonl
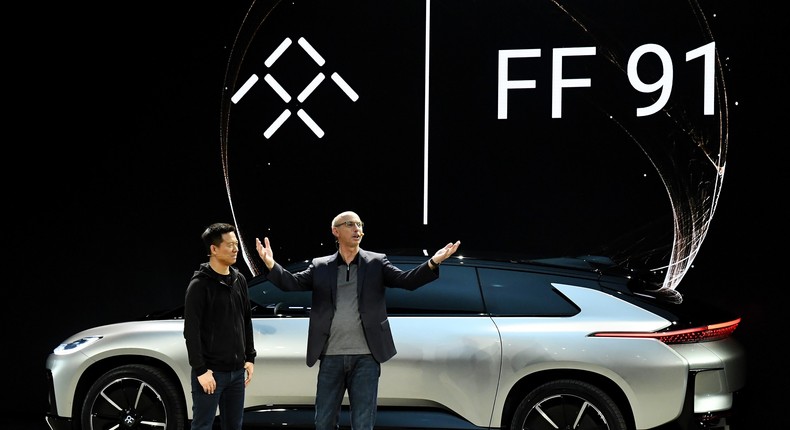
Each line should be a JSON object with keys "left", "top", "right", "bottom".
{"left": 382, "top": 263, "right": 502, "bottom": 428}
{"left": 245, "top": 277, "right": 318, "bottom": 407}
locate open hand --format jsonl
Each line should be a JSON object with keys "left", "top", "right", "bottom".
{"left": 255, "top": 237, "right": 275, "bottom": 270}
{"left": 432, "top": 240, "right": 461, "bottom": 264}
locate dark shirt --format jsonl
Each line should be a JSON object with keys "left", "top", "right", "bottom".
{"left": 183, "top": 263, "right": 257, "bottom": 375}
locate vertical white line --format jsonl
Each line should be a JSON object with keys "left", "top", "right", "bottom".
{"left": 423, "top": 0, "right": 431, "bottom": 225}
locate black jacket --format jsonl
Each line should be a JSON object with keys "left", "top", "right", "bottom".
{"left": 184, "top": 263, "right": 256, "bottom": 375}
{"left": 267, "top": 249, "right": 438, "bottom": 366}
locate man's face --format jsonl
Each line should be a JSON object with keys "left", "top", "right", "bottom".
{"left": 214, "top": 232, "right": 239, "bottom": 265}
{"left": 333, "top": 217, "right": 364, "bottom": 246}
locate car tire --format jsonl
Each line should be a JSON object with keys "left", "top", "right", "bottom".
{"left": 510, "top": 379, "right": 627, "bottom": 430}
{"left": 81, "top": 364, "right": 187, "bottom": 430}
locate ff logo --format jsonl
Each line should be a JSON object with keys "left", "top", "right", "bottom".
{"left": 230, "top": 36, "right": 359, "bottom": 139}
{"left": 220, "top": 1, "right": 729, "bottom": 292}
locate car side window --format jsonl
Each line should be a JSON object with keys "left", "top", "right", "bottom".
{"left": 478, "top": 268, "right": 580, "bottom": 317}
{"left": 248, "top": 276, "right": 312, "bottom": 316}
{"left": 386, "top": 264, "right": 484, "bottom": 315}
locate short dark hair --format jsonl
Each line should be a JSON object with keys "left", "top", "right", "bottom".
{"left": 202, "top": 223, "right": 236, "bottom": 254}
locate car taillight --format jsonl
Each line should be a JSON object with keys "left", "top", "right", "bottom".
{"left": 591, "top": 318, "right": 740, "bottom": 344}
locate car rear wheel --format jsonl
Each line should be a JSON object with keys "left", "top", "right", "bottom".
{"left": 81, "top": 364, "right": 186, "bottom": 430}
{"left": 510, "top": 379, "right": 627, "bottom": 430}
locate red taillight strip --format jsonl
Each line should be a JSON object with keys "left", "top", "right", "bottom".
{"left": 591, "top": 318, "right": 741, "bottom": 344}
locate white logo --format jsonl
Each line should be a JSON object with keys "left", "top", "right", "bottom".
{"left": 231, "top": 37, "right": 359, "bottom": 139}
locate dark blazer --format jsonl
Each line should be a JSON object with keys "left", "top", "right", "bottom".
{"left": 266, "top": 249, "right": 438, "bottom": 366}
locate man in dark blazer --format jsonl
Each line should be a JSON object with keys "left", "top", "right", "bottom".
{"left": 256, "top": 210, "right": 460, "bottom": 430}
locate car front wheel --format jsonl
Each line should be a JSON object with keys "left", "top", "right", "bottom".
{"left": 510, "top": 379, "right": 627, "bottom": 430}
{"left": 81, "top": 364, "right": 186, "bottom": 430}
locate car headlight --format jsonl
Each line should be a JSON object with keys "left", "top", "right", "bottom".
{"left": 53, "top": 336, "right": 103, "bottom": 355}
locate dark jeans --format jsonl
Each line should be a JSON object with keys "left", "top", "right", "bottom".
{"left": 190, "top": 368, "right": 246, "bottom": 430}
{"left": 315, "top": 354, "right": 381, "bottom": 430}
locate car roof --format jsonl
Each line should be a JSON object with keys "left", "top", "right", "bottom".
{"left": 260, "top": 250, "right": 660, "bottom": 292}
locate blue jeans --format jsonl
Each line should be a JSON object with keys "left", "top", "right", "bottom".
{"left": 190, "top": 368, "right": 246, "bottom": 430}
{"left": 315, "top": 354, "right": 381, "bottom": 430}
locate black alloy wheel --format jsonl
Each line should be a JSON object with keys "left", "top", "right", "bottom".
{"left": 81, "top": 364, "right": 186, "bottom": 430}
{"left": 510, "top": 379, "right": 628, "bottom": 430}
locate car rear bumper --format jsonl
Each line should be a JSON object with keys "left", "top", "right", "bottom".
{"left": 677, "top": 376, "right": 745, "bottom": 430}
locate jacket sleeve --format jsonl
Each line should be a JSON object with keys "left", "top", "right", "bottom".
{"left": 267, "top": 261, "right": 316, "bottom": 291}
{"left": 381, "top": 257, "right": 439, "bottom": 290}
{"left": 183, "top": 278, "right": 208, "bottom": 376}
{"left": 239, "top": 275, "right": 257, "bottom": 363}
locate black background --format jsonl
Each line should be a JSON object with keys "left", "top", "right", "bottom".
{"left": 10, "top": 1, "right": 781, "bottom": 428}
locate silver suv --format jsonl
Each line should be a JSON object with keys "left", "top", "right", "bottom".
{"left": 45, "top": 254, "right": 745, "bottom": 430}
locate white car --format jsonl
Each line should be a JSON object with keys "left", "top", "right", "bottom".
{"left": 45, "top": 254, "right": 745, "bottom": 430}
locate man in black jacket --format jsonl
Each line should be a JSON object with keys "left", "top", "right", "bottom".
{"left": 256, "top": 210, "right": 460, "bottom": 430}
{"left": 184, "top": 222, "right": 256, "bottom": 430}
